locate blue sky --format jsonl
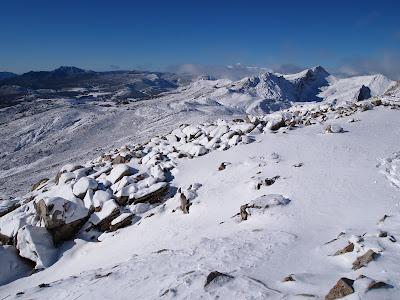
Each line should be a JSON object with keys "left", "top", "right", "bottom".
{"left": 1, "top": 0, "right": 399, "bottom": 77}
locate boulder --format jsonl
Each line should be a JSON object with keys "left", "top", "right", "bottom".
{"left": 34, "top": 197, "right": 89, "bottom": 244}
{"left": 371, "top": 99, "right": 382, "bottom": 106}
{"left": 57, "top": 172, "right": 76, "bottom": 185}
{"left": 109, "top": 212, "right": 132, "bottom": 231}
{"left": 72, "top": 177, "right": 98, "bottom": 199}
{"left": 130, "top": 182, "right": 169, "bottom": 204}
{"left": 0, "top": 245, "right": 32, "bottom": 285}
{"left": 357, "top": 85, "right": 371, "bottom": 101}
{"left": 88, "top": 200, "right": 120, "bottom": 231}
{"left": 55, "top": 164, "right": 83, "bottom": 184}
{"left": 112, "top": 154, "right": 131, "bottom": 165}
{"left": 325, "top": 278, "right": 354, "bottom": 300}
{"left": 352, "top": 249, "right": 379, "bottom": 270}
{"left": 93, "top": 190, "right": 113, "bottom": 211}
{"left": 266, "top": 117, "right": 285, "bottom": 131}
{"left": 107, "top": 164, "right": 133, "bottom": 184}
{"left": 0, "top": 202, "right": 37, "bottom": 245}
{"left": 16, "top": 225, "right": 57, "bottom": 269}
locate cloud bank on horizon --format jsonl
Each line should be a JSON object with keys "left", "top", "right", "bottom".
{"left": 166, "top": 51, "right": 400, "bottom": 81}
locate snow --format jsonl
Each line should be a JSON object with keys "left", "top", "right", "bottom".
{"left": 0, "top": 246, "right": 31, "bottom": 286}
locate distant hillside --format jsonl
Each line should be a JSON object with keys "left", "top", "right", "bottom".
{"left": 0, "top": 72, "right": 17, "bottom": 81}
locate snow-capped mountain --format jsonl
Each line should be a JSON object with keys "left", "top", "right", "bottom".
{"left": 159, "top": 66, "right": 395, "bottom": 115}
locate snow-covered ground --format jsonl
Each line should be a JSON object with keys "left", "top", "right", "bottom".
{"left": 1, "top": 67, "right": 400, "bottom": 299}
{"left": 1, "top": 99, "right": 400, "bottom": 299}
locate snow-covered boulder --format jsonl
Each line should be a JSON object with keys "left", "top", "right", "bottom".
{"left": 240, "top": 194, "right": 290, "bottom": 221}
{"left": 57, "top": 172, "right": 76, "bottom": 185}
{"left": 325, "top": 124, "right": 344, "bottom": 134}
{"left": 130, "top": 182, "right": 169, "bottom": 204}
{"left": 34, "top": 197, "right": 89, "bottom": 243}
{"left": 107, "top": 164, "right": 134, "bottom": 184}
{"left": 93, "top": 190, "right": 112, "bottom": 211}
{"left": 88, "top": 200, "right": 120, "bottom": 231}
{"left": 0, "top": 202, "right": 38, "bottom": 245}
{"left": 265, "top": 116, "right": 285, "bottom": 131}
{"left": 178, "top": 143, "right": 208, "bottom": 157}
{"left": 109, "top": 212, "right": 133, "bottom": 232}
{"left": 0, "top": 245, "right": 32, "bottom": 285}
{"left": 72, "top": 177, "right": 98, "bottom": 199}
{"left": 60, "top": 163, "right": 83, "bottom": 173}
{"left": 16, "top": 225, "right": 57, "bottom": 269}
{"left": 55, "top": 164, "right": 83, "bottom": 184}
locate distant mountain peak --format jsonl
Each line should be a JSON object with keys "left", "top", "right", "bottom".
{"left": 53, "top": 66, "right": 87, "bottom": 74}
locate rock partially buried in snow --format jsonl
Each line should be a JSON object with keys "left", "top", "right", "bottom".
{"left": 325, "top": 277, "right": 354, "bottom": 300}
{"left": 130, "top": 182, "right": 169, "bottom": 204}
{"left": 240, "top": 194, "right": 290, "bottom": 221}
{"left": 204, "top": 271, "right": 234, "bottom": 288}
{"left": 16, "top": 225, "right": 57, "bottom": 269}
{"left": 55, "top": 164, "right": 83, "bottom": 184}
{"left": 333, "top": 243, "right": 354, "bottom": 256}
{"left": 31, "top": 178, "right": 49, "bottom": 191}
{"left": 352, "top": 249, "right": 379, "bottom": 270}
{"left": 109, "top": 212, "right": 132, "bottom": 231}
{"left": 72, "top": 177, "right": 98, "bottom": 199}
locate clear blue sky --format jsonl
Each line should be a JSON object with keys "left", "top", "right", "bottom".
{"left": 1, "top": 0, "right": 399, "bottom": 76}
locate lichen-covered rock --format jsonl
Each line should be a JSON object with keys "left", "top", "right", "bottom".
{"left": 352, "top": 249, "right": 379, "bottom": 270}
{"left": 325, "top": 278, "right": 354, "bottom": 300}
{"left": 16, "top": 225, "right": 57, "bottom": 269}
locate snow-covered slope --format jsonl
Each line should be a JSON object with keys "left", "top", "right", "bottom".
{"left": 319, "top": 74, "right": 395, "bottom": 104}
{"left": 1, "top": 99, "right": 400, "bottom": 299}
